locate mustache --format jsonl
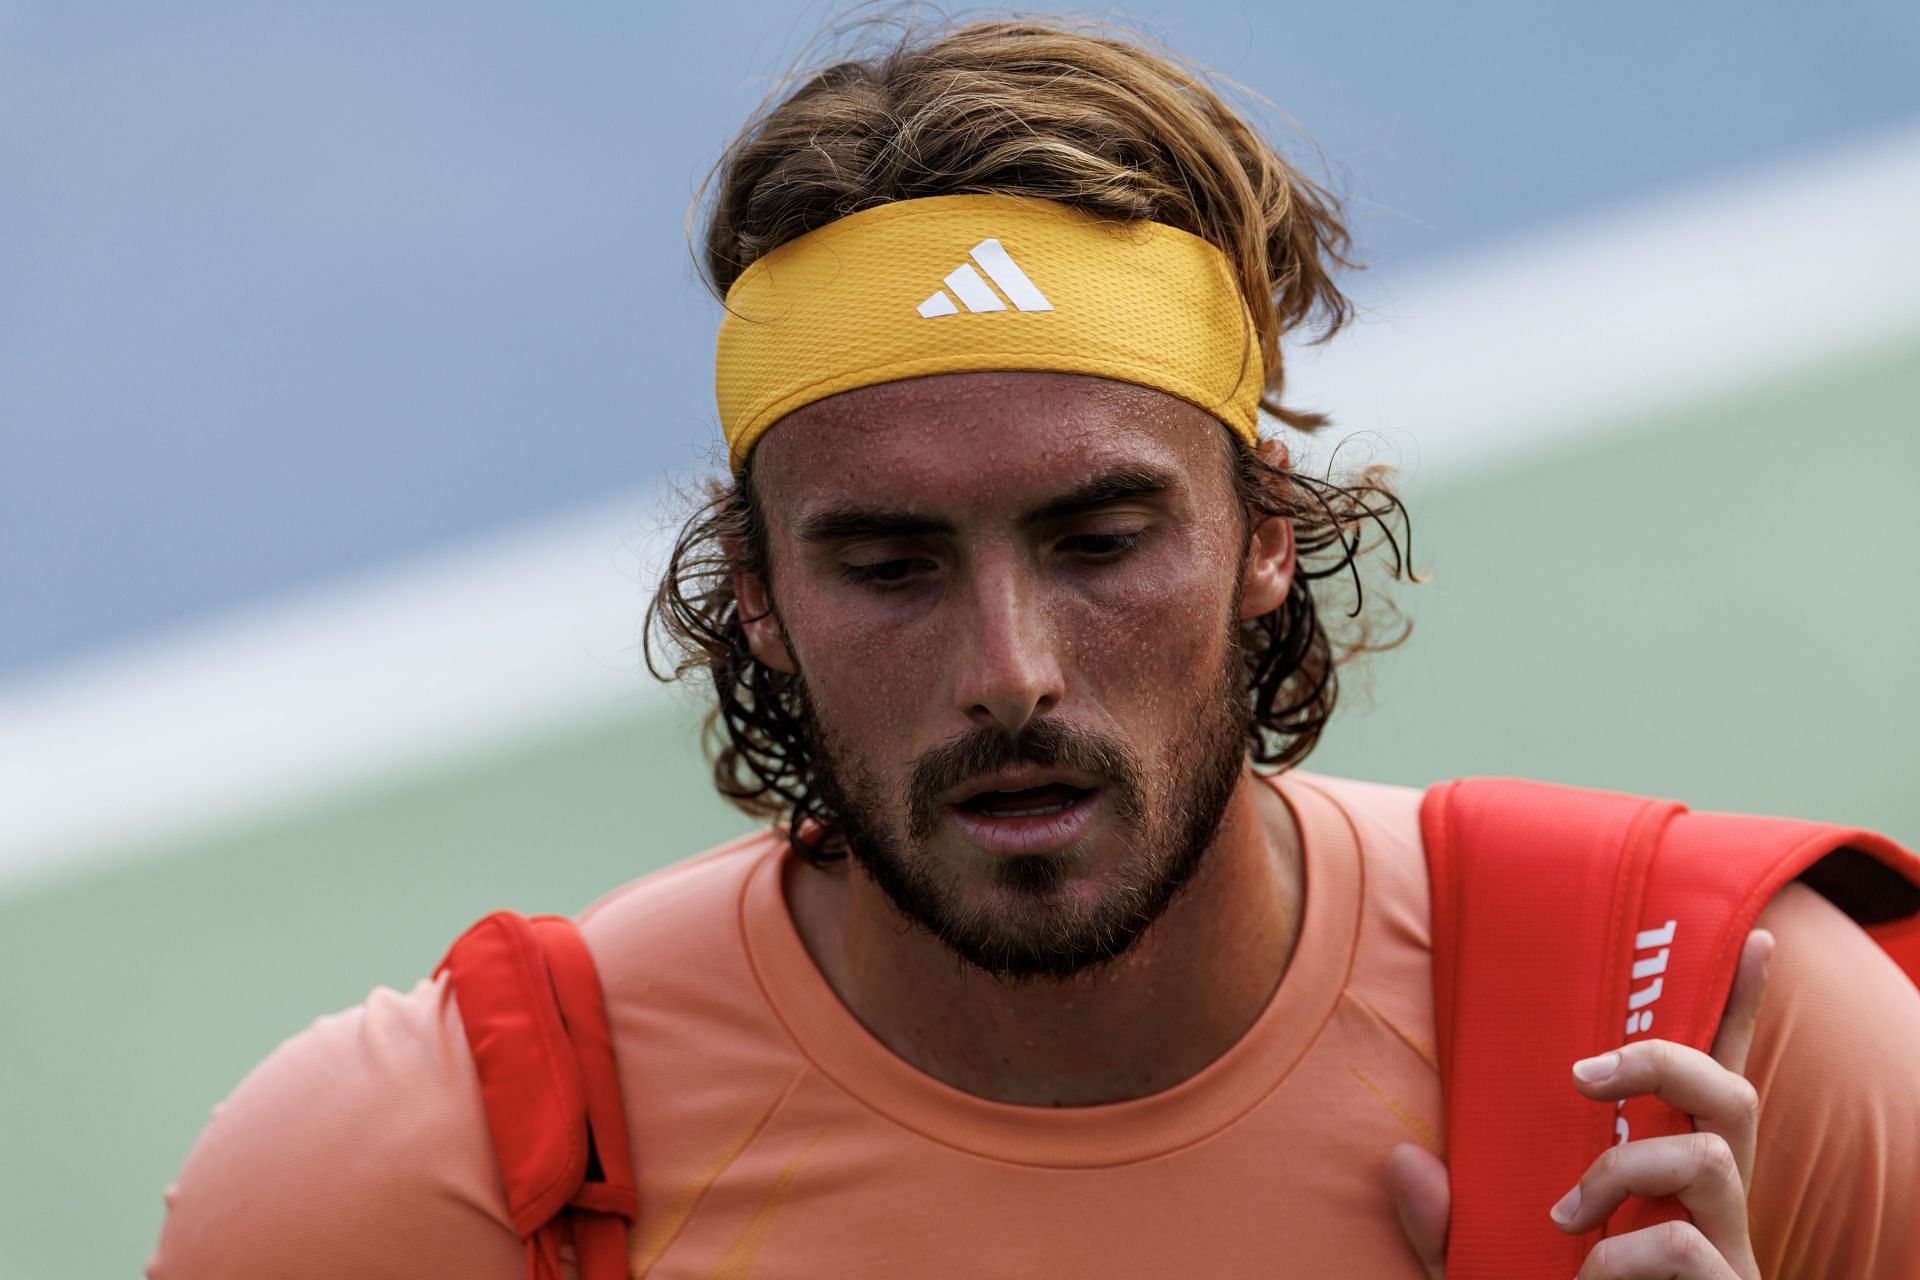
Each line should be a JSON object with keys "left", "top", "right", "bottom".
{"left": 905, "top": 718, "right": 1144, "bottom": 844}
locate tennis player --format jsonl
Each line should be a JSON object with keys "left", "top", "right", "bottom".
{"left": 150, "top": 17, "right": 1920, "bottom": 1278}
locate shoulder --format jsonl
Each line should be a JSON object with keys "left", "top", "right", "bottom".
{"left": 1749, "top": 876, "right": 1920, "bottom": 1084}
{"left": 577, "top": 824, "right": 779, "bottom": 933}
{"left": 572, "top": 826, "right": 810, "bottom": 1121}
{"left": 1746, "top": 878, "right": 1920, "bottom": 1276}
{"left": 148, "top": 976, "right": 519, "bottom": 1279}
{"left": 1282, "top": 770, "right": 1431, "bottom": 933}
{"left": 574, "top": 826, "right": 784, "bottom": 997}
{"left": 1277, "top": 770, "right": 1426, "bottom": 866}
{"left": 1280, "top": 771, "right": 1439, "bottom": 1057}
{"left": 149, "top": 828, "right": 785, "bottom": 1280}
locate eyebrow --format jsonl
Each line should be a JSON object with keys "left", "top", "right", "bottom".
{"left": 794, "top": 462, "right": 1181, "bottom": 544}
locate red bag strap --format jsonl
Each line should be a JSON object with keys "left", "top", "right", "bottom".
{"left": 437, "top": 911, "right": 637, "bottom": 1280}
{"left": 1422, "top": 778, "right": 1920, "bottom": 1278}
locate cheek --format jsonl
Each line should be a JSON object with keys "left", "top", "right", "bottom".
{"left": 779, "top": 589, "right": 943, "bottom": 738}
{"left": 1061, "top": 538, "right": 1242, "bottom": 707}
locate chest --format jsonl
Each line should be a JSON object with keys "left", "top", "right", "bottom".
{"left": 630, "top": 1055, "right": 1440, "bottom": 1279}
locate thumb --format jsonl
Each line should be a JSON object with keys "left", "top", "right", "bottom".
{"left": 1386, "top": 1142, "right": 1450, "bottom": 1279}
{"left": 1708, "top": 927, "right": 1775, "bottom": 1078}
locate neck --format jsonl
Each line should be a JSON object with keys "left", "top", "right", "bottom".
{"left": 783, "top": 770, "right": 1305, "bottom": 1106}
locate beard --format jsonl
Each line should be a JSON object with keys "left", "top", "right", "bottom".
{"left": 801, "top": 634, "right": 1252, "bottom": 984}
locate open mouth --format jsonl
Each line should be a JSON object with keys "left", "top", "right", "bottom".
{"left": 941, "top": 770, "right": 1104, "bottom": 855}
{"left": 956, "top": 783, "right": 1093, "bottom": 819}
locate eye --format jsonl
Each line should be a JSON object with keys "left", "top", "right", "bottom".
{"left": 840, "top": 557, "right": 934, "bottom": 588}
{"left": 1060, "top": 530, "right": 1146, "bottom": 558}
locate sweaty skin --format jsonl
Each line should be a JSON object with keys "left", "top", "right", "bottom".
{"left": 147, "top": 385, "right": 1920, "bottom": 1279}
{"left": 735, "top": 370, "right": 1305, "bottom": 1107}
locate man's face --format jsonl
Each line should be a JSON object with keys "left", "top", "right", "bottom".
{"left": 744, "top": 372, "right": 1288, "bottom": 981}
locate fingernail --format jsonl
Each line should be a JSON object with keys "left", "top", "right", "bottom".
{"left": 1550, "top": 1184, "right": 1581, "bottom": 1224}
{"left": 1572, "top": 1051, "right": 1619, "bottom": 1083}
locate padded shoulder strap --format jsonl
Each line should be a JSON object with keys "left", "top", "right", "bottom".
{"left": 438, "top": 911, "right": 637, "bottom": 1280}
{"left": 1422, "top": 778, "right": 1920, "bottom": 1278}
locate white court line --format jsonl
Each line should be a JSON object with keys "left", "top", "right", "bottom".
{"left": 3, "top": 123, "right": 1919, "bottom": 893}
{"left": 0, "top": 494, "right": 682, "bottom": 892}
{"left": 1278, "top": 122, "right": 1920, "bottom": 482}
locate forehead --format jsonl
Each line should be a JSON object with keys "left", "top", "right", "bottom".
{"left": 748, "top": 371, "right": 1233, "bottom": 519}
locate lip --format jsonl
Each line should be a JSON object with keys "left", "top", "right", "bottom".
{"left": 937, "top": 765, "right": 1102, "bottom": 809}
{"left": 945, "top": 787, "right": 1102, "bottom": 855}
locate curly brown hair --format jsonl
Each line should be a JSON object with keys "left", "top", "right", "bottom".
{"left": 646, "top": 13, "right": 1414, "bottom": 863}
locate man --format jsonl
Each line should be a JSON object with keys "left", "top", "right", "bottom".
{"left": 151, "top": 17, "right": 1920, "bottom": 1278}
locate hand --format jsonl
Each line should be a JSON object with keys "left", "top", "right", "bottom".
{"left": 1388, "top": 928, "right": 1775, "bottom": 1278}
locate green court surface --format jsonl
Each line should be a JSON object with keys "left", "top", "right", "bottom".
{"left": 5, "top": 333, "right": 1917, "bottom": 1277}
{"left": 1313, "top": 329, "right": 1920, "bottom": 841}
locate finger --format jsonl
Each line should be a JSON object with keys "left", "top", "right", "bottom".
{"left": 1552, "top": 1132, "right": 1754, "bottom": 1267}
{"left": 1575, "top": 1218, "right": 1746, "bottom": 1279}
{"left": 1571, "top": 1038, "right": 1761, "bottom": 1186}
{"left": 1385, "top": 1142, "right": 1449, "bottom": 1279}
{"left": 1709, "top": 929, "right": 1775, "bottom": 1078}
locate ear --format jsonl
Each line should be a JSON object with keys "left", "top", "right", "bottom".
{"left": 733, "top": 569, "right": 797, "bottom": 674}
{"left": 1239, "top": 438, "right": 1296, "bottom": 620}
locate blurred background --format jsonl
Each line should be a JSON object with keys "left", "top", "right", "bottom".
{"left": 3, "top": 1, "right": 1917, "bottom": 1273}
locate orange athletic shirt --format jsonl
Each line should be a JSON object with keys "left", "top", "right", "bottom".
{"left": 148, "top": 772, "right": 1920, "bottom": 1278}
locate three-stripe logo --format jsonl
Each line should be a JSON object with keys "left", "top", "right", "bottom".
{"left": 917, "top": 238, "right": 1053, "bottom": 318}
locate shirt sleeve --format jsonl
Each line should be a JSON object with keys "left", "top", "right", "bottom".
{"left": 146, "top": 976, "right": 524, "bottom": 1280}
{"left": 1745, "top": 880, "right": 1920, "bottom": 1279}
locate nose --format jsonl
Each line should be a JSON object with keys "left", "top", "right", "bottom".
{"left": 952, "top": 551, "right": 1064, "bottom": 736}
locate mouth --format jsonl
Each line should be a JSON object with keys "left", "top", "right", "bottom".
{"left": 944, "top": 781, "right": 1102, "bottom": 855}
{"left": 955, "top": 782, "right": 1091, "bottom": 818}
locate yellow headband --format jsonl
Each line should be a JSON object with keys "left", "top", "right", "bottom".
{"left": 714, "top": 194, "right": 1263, "bottom": 471}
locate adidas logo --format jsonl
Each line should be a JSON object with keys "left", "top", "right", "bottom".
{"left": 917, "top": 238, "right": 1053, "bottom": 317}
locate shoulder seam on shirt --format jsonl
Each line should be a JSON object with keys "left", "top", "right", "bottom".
{"left": 630, "top": 1061, "right": 813, "bottom": 1276}
{"left": 1339, "top": 987, "right": 1441, "bottom": 1074}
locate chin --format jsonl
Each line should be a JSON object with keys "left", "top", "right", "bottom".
{"left": 920, "top": 843, "right": 1187, "bottom": 982}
